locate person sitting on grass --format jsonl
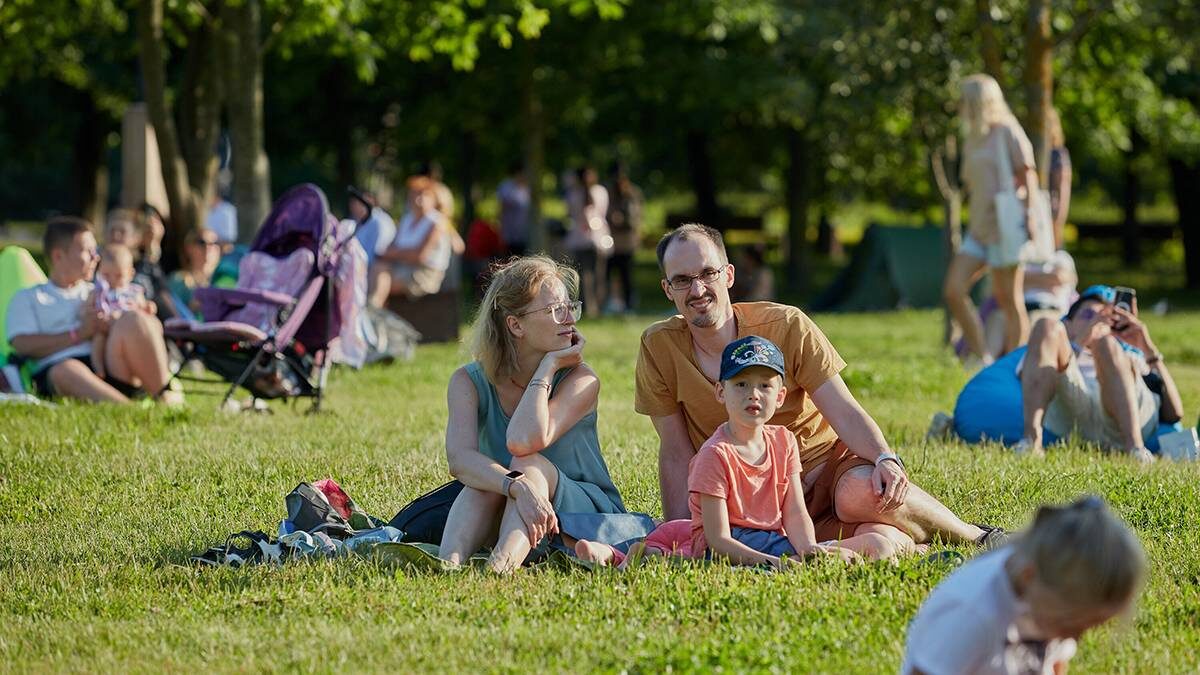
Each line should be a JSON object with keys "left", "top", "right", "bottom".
{"left": 167, "top": 227, "right": 221, "bottom": 315}
{"left": 438, "top": 256, "right": 631, "bottom": 574}
{"left": 688, "top": 336, "right": 903, "bottom": 566}
{"left": 1018, "top": 285, "right": 1183, "bottom": 462}
{"left": 578, "top": 336, "right": 917, "bottom": 570}
{"left": 90, "top": 244, "right": 156, "bottom": 380}
{"left": 638, "top": 223, "right": 1003, "bottom": 552}
{"left": 903, "top": 495, "right": 1146, "bottom": 675}
{"left": 5, "top": 216, "right": 180, "bottom": 404}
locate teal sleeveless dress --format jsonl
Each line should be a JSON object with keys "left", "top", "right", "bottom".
{"left": 464, "top": 361, "right": 626, "bottom": 514}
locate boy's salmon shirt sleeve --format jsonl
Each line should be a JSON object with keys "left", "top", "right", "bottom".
{"left": 687, "top": 445, "right": 729, "bottom": 499}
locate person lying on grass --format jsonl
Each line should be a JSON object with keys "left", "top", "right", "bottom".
{"left": 903, "top": 495, "right": 1146, "bottom": 675}
{"left": 579, "top": 336, "right": 919, "bottom": 570}
{"left": 1017, "top": 284, "right": 1184, "bottom": 462}
{"left": 439, "top": 256, "right": 630, "bottom": 574}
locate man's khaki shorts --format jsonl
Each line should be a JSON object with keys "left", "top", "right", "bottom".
{"left": 1044, "top": 354, "right": 1159, "bottom": 450}
{"left": 804, "top": 441, "right": 875, "bottom": 542}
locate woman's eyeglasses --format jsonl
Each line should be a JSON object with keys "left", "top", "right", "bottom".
{"left": 515, "top": 300, "right": 583, "bottom": 324}
{"left": 666, "top": 267, "right": 724, "bottom": 291}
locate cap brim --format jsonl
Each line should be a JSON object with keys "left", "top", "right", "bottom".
{"left": 720, "top": 362, "right": 786, "bottom": 382}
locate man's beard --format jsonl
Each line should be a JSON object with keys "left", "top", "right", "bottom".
{"left": 687, "top": 293, "right": 720, "bottom": 328}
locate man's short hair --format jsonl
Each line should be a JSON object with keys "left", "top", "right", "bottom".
{"left": 655, "top": 223, "right": 728, "bottom": 273}
{"left": 43, "top": 216, "right": 93, "bottom": 257}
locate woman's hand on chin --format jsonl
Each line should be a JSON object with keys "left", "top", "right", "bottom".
{"left": 543, "top": 329, "right": 585, "bottom": 371}
{"left": 512, "top": 481, "right": 559, "bottom": 546}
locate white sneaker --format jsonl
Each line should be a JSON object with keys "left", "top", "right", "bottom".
{"left": 962, "top": 353, "right": 996, "bottom": 373}
{"left": 926, "top": 412, "right": 955, "bottom": 440}
{"left": 1012, "top": 437, "right": 1045, "bottom": 458}
{"left": 1131, "top": 447, "right": 1156, "bottom": 464}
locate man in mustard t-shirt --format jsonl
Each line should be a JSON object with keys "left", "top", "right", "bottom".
{"left": 635, "top": 223, "right": 997, "bottom": 548}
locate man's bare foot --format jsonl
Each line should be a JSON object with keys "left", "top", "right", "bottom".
{"left": 574, "top": 539, "right": 615, "bottom": 566}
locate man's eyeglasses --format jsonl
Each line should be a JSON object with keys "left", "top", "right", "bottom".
{"left": 515, "top": 300, "right": 583, "bottom": 324}
{"left": 666, "top": 267, "right": 724, "bottom": 291}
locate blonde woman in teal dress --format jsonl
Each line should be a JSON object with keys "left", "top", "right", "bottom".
{"left": 439, "top": 256, "right": 640, "bottom": 573}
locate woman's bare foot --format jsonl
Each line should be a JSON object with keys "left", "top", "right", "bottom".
{"left": 574, "top": 539, "right": 615, "bottom": 566}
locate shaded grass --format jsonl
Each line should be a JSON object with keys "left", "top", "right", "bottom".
{"left": 1, "top": 310, "right": 1199, "bottom": 672}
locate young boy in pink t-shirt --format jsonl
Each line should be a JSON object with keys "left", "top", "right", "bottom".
{"left": 685, "top": 335, "right": 867, "bottom": 568}
{"left": 577, "top": 335, "right": 901, "bottom": 569}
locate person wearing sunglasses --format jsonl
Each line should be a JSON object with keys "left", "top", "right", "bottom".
{"left": 438, "top": 256, "right": 639, "bottom": 573}
{"left": 636, "top": 223, "right": 1002, "bottom": 555}
{"left": 1017, "top": 285, "right": 1183, "bottom": 461}
{"left": 167, "top": 227, "right": 222, "bottom": 315}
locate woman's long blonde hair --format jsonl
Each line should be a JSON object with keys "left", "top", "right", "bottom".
{"left": 1011, "top": 495, "right": 1147, "bottom": 613}
{"left": 959, "top": 73, "right": 1017, "bottom": 140}
{"left": 469, "top": 256, "right": 579, "bottom": 382}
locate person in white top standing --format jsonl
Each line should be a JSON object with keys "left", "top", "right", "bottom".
{"left": 944, "top": 74, "right": 1041, "bottom": 367}
{"left": 6, "top": 216, "right": 179, "bottom": 403}
{"left": 904, "top": 495, "right": 1145, "bottom": 675}
{"left": 369, "top": 176, "right": 453, "bottom": 307}
{"left": 564, "top": 166, "right": 611, "bottom": 318}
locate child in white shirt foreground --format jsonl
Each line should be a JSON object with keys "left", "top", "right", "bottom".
{"left": 903, "top": 495, "right": 1145, "bottom": 675}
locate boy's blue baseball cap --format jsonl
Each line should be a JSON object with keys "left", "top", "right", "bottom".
{"left": 720, "top": 335, "right": 786, "bottom": 381}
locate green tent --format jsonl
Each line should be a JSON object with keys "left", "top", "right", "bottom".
{"left": 812, "top": 224, "right": 950, "bottom": 312}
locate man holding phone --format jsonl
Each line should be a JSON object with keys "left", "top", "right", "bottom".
{"left": 1017, "top": 285, "right": 1184, "bottom": 461}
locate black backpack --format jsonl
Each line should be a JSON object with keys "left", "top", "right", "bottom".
{"left": 388, "top": 481, "right": 464, "bottom": 544}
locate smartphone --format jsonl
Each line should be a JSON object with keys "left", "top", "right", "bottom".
{"left": 1114, "top": 287, "right": 1136, "bottom": 312}
{"left": 1112, "top": 286, "right": 1135, "bottom": 331}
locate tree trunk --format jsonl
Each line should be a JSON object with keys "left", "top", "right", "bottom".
{"left": 975, "top": 0, "right": 1004, "bottom": 83}
{"left": 136, "top": 0, "right": 204, "bottom": 240}
{"left": 1024, "top": 0, "right": 1053, "bottom": 186}
{"left": 179, "top": 21, "right": 222, "bottom": 201}
{"left": 785, "top": 126, "right": 811, "bottom": 294}
{"left": 460, "top": 130, "right": 477, "bottom": 227}
{"left": 1122, "top": 124, "right": 1144, "bottom": 266}
{"left": 1169, "top": 156, "right": 1200, "bottom": 289}
{"left": 686, "top": 130, "right": 719, "bottom": 222}
{"left": 223, "top": 0, "right": 271, "bottom": 243}
{"left": 69, "top": 90, "right": 111, "bottom": 228}
{"left": 520, "top": 41, "right": 546, "bottom": 251}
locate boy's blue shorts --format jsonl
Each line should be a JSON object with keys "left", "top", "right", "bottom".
{"left": 704, "top": 527, "right": 796, "bottom": 559}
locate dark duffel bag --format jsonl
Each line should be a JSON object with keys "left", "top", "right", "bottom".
{"left": 388, "top": 481, "right": 464, "bottom": 544}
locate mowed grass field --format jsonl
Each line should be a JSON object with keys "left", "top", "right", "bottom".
{"left": 2, "top": 309, "right": 1199, "bottom": 673}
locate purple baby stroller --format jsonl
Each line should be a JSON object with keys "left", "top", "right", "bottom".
{"left": 164, "top": 184, "right": 359, "bottom": 412}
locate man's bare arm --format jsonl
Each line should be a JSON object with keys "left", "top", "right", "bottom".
{"left": 651, "top": 411, "right": 696, "bottom": 521}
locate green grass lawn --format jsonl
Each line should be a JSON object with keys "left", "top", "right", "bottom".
{"left": 2, "top": 309, "right": 1200, "bottom": 672}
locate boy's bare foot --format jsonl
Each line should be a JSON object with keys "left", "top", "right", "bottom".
{"left": 574, "top": 539, "right": 615, "bottom": 566}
